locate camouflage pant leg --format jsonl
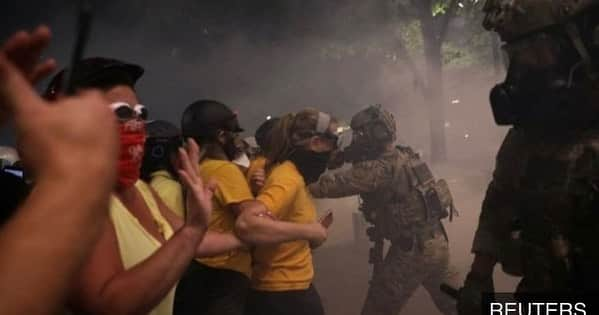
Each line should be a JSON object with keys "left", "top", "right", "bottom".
{"left": 421, "top": 237, "right": 457, "bottom": 315}
{"left": 361, "top": 235, "right": 456, "bottom": 315}
{"left": 361, "top": 242, "right": 425, "bottom": 315}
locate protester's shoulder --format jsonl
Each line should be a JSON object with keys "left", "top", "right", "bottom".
{"left": 149, "top": 173, "right": 181, "bottom": 193}
{"left": 251, "top": 156, "right": 267, "bottom": 169}
{"left": 134, "top": 179, "right": 153, "bottom": 194}
{"left": 201, "top": 159, "right": 245, "bottom": 178}
{"left": 268, "top": 160, "right": 304, "bottom": 186}
{"left": 149, "top": 170, "right": 176, "bottom": 185}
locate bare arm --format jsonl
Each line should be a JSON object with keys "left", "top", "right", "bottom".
{"left": 234, "top": 200, "right": 325, "bottom": 246}
{"left": 196, "top": 232, "right": 245, "bottom": 257}
{"left": 0, "top": 27, "right": 118, "bottom": 315}
{"left": 72, "top": 219, "right": 204, "bottom": 315}
{"left": 0, "top": 178, "right": 111, "bottom": 315}
{"left": 153, "top": 187, "right": 245, "bottom": 258}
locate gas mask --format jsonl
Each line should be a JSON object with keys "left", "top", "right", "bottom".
{"left": 488, "top": 17, "right": 599, "bottom": 128}
{"left": 342, "top": 105, "right": 396, "bottom": 162}
{"left": 342, "top": 128, "right": 381, "bottom": 163}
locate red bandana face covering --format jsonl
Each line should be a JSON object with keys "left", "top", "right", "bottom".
{"left": 117, "top": 119, "right": 146, "bottom": 189}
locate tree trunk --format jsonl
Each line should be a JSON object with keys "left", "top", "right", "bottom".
{"left": 423, "top": 37, "right": 447, "bottom": 163}
{"left": 419, "top": 4, "right": 447, "bottom": 163}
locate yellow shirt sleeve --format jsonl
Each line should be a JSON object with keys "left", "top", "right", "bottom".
{"left": 212, "top": 163, "right": 254, "bottom": 207}
{"left": 256, "top": 164, "right": 301, "bottom": 218}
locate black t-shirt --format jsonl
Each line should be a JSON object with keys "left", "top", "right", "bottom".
{"left": 0, "top": 170, "right": 30, "bottom": 225}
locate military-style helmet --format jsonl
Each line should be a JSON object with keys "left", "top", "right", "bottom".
{"left": 350, "top": 105, "right": 397, "bottom": 143}
{"left": 483, "top": 0, "right": 599, "bottom": 42}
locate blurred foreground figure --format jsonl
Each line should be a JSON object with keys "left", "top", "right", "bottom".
{"left": 308, "top": 105, "right": 457, "bottom": 315}
{"left": 459, "top": 1, "right": 599, "bottom": 314}
{"left": 0, "top": 26, "right": 119, "bottom": 315}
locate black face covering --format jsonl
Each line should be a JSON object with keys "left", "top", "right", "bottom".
{"left": 288, "top": 148, "right": 332, "bottom": 184}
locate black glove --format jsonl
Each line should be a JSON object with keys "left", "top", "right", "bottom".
{"left": 457, "top": 272, "right": 494, "bottom": 315}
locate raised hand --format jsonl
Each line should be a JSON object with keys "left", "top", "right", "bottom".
{"left": 177, "top": 138, "right": 215, "bottom": 232}
{"left": 1, "top": 25, "right": 56, "bottom": 85}
{"left": 0, "top": 49, "right": 118, "bottom": 188}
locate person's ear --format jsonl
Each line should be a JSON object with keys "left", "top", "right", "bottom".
{"left": 216, "top": 130, "right": 227, "bottom": 144}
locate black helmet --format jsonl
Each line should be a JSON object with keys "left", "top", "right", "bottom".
{"left": 44, "top": 57, "right": 144, "bottom": 100}
{"left": 147, "top": 120, "right": 180, "bottom": 140}
{"left": 181, "top": 100, "right": 243, "bottom": 140}
{"left": 141, "top": 120, "right": 181, "bottom": 181}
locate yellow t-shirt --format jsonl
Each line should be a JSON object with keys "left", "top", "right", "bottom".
{"left": 252, "top": 161, "right": 317, "bottom": 291}
{"left": 149, "top": 170, "right": 185, "bottom": 218}
{"left": 109, "top": 180, "right": 175, "bottom": 315}
{"left": 197, "top": 159, "right": 254, "bottom": 277}
{"left": 246, "top": 156, "right": 267, "bottom": 183}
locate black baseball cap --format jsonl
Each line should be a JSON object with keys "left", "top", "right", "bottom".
{"left": 44, "top": 57, "right": 144, "bottom": 99}
{"left": 181, "top": 100, "right": 244, "bottom": 139}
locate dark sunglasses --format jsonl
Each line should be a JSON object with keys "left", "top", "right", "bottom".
{"left": 109, "top": 102, "right": 149, "bottom": 121}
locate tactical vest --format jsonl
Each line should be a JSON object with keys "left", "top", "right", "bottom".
{"left": 359, "top": 146, "right": 456, "bottom": 244}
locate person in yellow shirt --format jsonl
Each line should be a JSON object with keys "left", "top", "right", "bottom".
{"left": 177, "top": 100, "right": 328, "bottom": 315}
{"left": 141, "top": 120, "right": 186, "bottom": 218}
{"left": 235, "top": 108, "right": 338, "bottom": 315}
{"left": 246, "top": 117, "right": 279, "bottom": 195}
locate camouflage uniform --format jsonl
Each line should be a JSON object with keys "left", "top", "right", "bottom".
{"left": 309, "top": 105, "right": 457, "bottom": 315}
{"left": 473, "top": 127, "right": 599, "bottom": 292}
{"left": 460, "top": 1, "right": 599, "bottom": 311}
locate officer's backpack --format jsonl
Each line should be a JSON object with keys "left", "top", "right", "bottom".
{"left": 396, "top": 145, "right": 458, "bottom": 223}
